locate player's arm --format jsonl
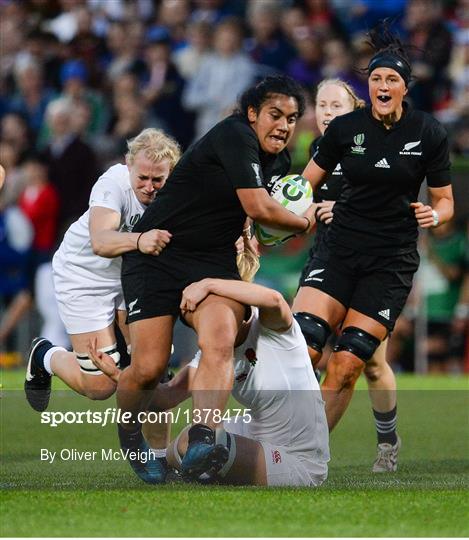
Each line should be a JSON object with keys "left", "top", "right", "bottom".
{"left": 410, "top": 185, "right": 454, "bottom": 229}
{"left": 89, "top": 206, "right": 172, "bottom": 257}
{"left": 147, "top": 365, "right": 195, "bottom": 410}
{"left": 237, "top": 188, "right": 314, "bottom": 234}
{"left": 302, "top": 159, "right": 329, "bottom": 190}
{"left": 180, "top": 279, "right": 292, "bottom": 332}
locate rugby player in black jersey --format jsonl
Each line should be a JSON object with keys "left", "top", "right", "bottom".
{"left": 116, "top": 76, "right": 316, "bottom": 482}
{"left": 293, "top": 78, "right": 406, "bottom": 472}
{"left": 297, "top": 24, "right": 453, "bottom": 472}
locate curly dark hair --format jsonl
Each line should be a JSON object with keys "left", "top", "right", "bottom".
{"left": 236, "top": 75, "right": 306, "bottom": 118}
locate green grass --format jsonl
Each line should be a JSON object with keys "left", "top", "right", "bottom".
{"left": 1, "top": 369, "right": 468, "bottom": 537}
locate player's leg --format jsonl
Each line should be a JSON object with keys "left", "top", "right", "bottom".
{"left": 24, "top": 324, "right": 119, "bottom": 411}
{"left": 321, "top": 309, "right": 387, "bottom": 431}
{"left": 179, "top": 294, "right": 245, "bottom": 479}
{"left": 115, "top": 315, "right": 175, "bottom": 484}
{"left": 364, "top": 338, "right": 401, "bottom": 472}
{"left": 292, "top": 287, "right": 346, "bottom": 365}
{"left": 167, "top": 425, "right": 267, "bottom": 485}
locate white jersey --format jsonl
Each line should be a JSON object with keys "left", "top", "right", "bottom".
{"left": 189, "top": 310, "right": 330, "bottom": 478}
{"left": 53, "top": 164, "right": 145, "bottom": 284}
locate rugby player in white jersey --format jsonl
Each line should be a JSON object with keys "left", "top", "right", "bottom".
{"left": 90, "top": 241, "right": 330, "bottom": 486}
{"left": 24, "top": 128, "right": 181, "bottom": 483}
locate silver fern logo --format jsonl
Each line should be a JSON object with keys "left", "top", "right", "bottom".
{"left": 399, "top": 140, "right": 422, "bottom": 156}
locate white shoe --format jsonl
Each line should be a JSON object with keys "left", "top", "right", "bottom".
{"left": 372, "top": 435, "right": 401, "bottom": 473}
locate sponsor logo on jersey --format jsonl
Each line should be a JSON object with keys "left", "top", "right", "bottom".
{"left": 265, "top": 175, "right": 281, "bottom": 192}
{"left": 351, "top": 133, "right": 366, "bottom": 154}
{"left": 121, "top": 213, "right": 142, "bottom": 232}
{"left": 244, "top": 348, "right": 257, "bottom": 367}
{"left": 378, "top": 308, "right": 390, "bottom": 320}
{"left": 375, "top": 158, "right": 390, "bottom": 169}
{"left": 320, "top": 183, "right": 328, "bottom": 190}
{"left": 251, "top": 163, "right": 263, "bottom": 186}
{"left": 331, "top": 163, "right": 342, "bottom": 176}
{"left": 128, "top": 298, "right": 141, "bottom": 316}
{"left": 271, "top": 449, "right": 282, "bottom": 464}
{"left": 399, "top": 140, "right": 422, "bottom": 156}
{"left": 305, "top": 268, "right": 324, "bottom": 282}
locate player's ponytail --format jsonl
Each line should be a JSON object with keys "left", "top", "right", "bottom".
{"left": 237, "top": 235, "right": 260, "bottom": 283}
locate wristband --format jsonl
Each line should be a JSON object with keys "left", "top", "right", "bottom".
{"left": 431, "top": 209, "right": 439, "bottom": 227}
{"left": 136, "top": 232, "right": 144, "bottom": 252}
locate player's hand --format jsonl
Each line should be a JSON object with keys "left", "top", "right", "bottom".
{"left": 315, "top": 200, "right": 335, "bottom": 225}
{"left": 87, "top": 338, "right": 121, "bottom": 383}
{"left": 300, "top": 204, "right": 316, "bottom": 234}
{"left": 410, "top": 202, "right": 436, "bottom": 229}
{"left": 180, "top": 280, "right": 211, "bottom": 313}
{"left": 137, "top": 229, "right": 172, "bottom": 255}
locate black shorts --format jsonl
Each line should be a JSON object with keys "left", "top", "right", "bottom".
{"left": 299, "top": 244, "right": 420, "bottom": 331}
{"left": 122, "top": 247, "right": 240, "bottom": 324}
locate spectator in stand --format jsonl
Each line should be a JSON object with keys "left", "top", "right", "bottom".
{"left": 103, "top": 21, "right": 146, "bottom": 83}
{"left": 0, "top": 175, "right": 34, "bottom": 356}
{"left": 244, "top": 0, "right": 296, "bottom": 74}
{"left": 173, "top": 20, "right": 212, "bottom": 80}
{"left": 57, "top": 60, "right": 109, "bottom": 137}
{"left": 403, "top": 0, "right": 453, "bottom": 112}
{"left": 141, "top": 27, "right": 194, "bottom": 148}
{"left": 7, "top": 60, "right": 56, "bottom": 140}
{"left": 18, "top": 157, "right": 59, "bottom": 269}
{"left": 155, "top": 0, "right": 191, "bottom": 48}
{"left": 280, "top": 6, "right": 309, "bottom": 44}
{"left": 183, "top": 17, "right": 255, "bottom": 141}
{"left": 68, "top": 6, "right": 107, "bottom": 87}
{"left": 287, "top": 29, "right": 324, "bottom": 89}
{"left": 303, "top": 0, "right": 345, "bottom": 39}
{"left": 1, "top": 113, "right": 32, "bottom": 163}
{"left": 39, "top": 97, "right": 98, "bottom": 238}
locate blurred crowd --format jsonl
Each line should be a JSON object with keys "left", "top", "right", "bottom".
{"left": 0, "top": 0, "right": 468, "bottom": 373}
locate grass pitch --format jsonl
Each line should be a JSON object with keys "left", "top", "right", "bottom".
{"left": 1, "top": 370, "right": 468, "bottom": 537}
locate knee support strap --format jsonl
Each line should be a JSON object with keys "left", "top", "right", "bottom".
{"left": 293, "top": 312, "right": 331, "bottom": 353}
{"left": 334, "top": 326, "right": 381, "bottom": 362}
{"left": 76, "top": 344, "right": 120, "bottom": 375}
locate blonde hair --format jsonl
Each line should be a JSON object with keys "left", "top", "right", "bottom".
{"left": 237, "top": 234, "right": 260, "bottom": 283}
{"left": 316, "top": 78, "right": 366, "bottom": 110}
{"left": 126, "top": 128, "right": 181, "bottom": 171}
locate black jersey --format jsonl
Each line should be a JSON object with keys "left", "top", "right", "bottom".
{"left": 313, "top": 103, "right": 451, "bottom": 255}
{"left": 133, "top": 114, "right": 291, "bottom": 252}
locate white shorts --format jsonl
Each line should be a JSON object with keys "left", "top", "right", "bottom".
{"left": 224, "top": 416, "right": 327, "bottom": 487}
{"left": 52, "top": 257, "right": 125, "bottom": 335}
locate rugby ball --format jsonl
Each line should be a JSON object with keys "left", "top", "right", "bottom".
{"left": 255, "top": 174, "right": 313, "bottom": 246}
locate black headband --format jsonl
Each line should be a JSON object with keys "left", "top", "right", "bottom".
{"left": 368, "top": 52, "right": 411, "bottom": 86}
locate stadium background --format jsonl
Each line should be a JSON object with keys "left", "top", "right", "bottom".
{"left": 0, "top": 0, "right": 468, "bottom": 374}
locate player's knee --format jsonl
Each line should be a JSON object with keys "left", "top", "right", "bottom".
{"left": 82, "top": 376, "right": 116, "bottom": 400}
{"left": 334, "top": 326, "right": 381, "bottom": 363}
{"left": 293, "top": 312, "right": 331, "bottom": 354}
{"left": 363, "top": 363, "right": 381, "bottom": 382}
{"left": 328, "top": 354, "right": 363, "bottom": 389}
{"left": 131, "top": 362, "right": 164, "bottom": 387}
{"left": 198, "top": 331, "right": 236, "bottom": 362}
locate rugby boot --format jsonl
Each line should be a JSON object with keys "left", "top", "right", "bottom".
{"left": 118, "top": 424, "right": 167, "bottom": 484}
{"left": 181, "top": 424, "right": 229, "bottom": 482}
{"left": 372, "top": 435, "right": 401, "bottom": 473}
{"left": 24, "top": 337, "right": 53, "bottom": 412}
